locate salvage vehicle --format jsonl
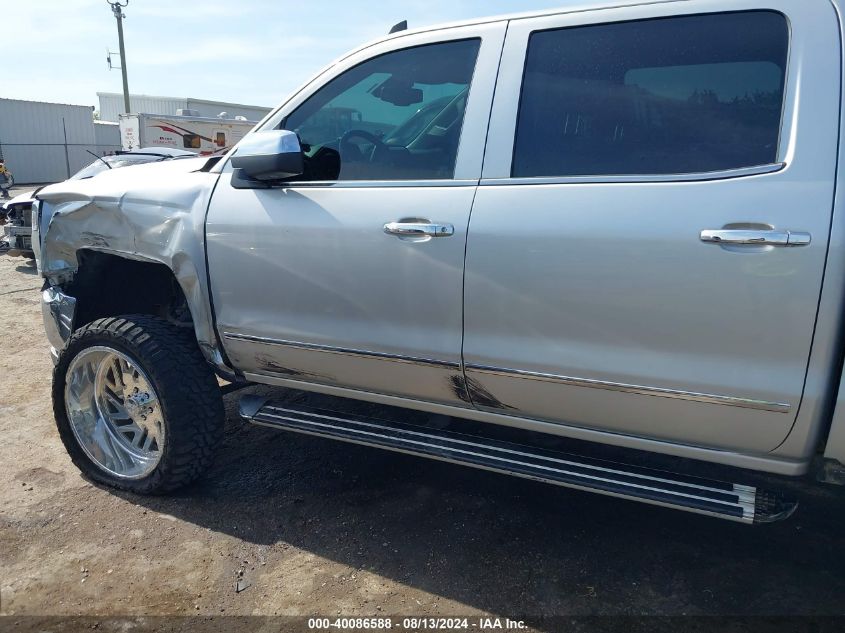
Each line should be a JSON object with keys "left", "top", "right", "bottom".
{"left": 2, "top": 148, "right": 194, "bottom": 258}
{"left": 4, "top": 190, "right": 52, "bottom": 257}
{"left": 32, "top": 0, "right": 845, "bottom": 523}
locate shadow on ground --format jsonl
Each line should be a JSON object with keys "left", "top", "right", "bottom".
{"left": 111, "top": 385, "right": 845, "bottom": 618}
{"left": 15, "top": 260, "right": 37, "bottom": 275}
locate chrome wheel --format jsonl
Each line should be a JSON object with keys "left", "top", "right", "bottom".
{"left": 64, "top": 346, "right": 165, "bottom": 479}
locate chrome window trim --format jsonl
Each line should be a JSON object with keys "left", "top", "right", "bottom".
{"left": 250, "top": 22, "right": 509, "bottom": 182}
{"left": 268, "top": 178, "right": 479, "bottom": 189}
{"left": 480, "top": 162, "right": 786, "bottom": 186}
{"left": 465, "top": 364, "right": 792, "bottom": 413}
{"left": 507, "top": 12, "right": 790, "bottom": 179}
{"left": 482, "top": 5, "right": 798, "bottom": 180}
{"left": 266, "top": 162, "right": 785, "bottom": 188}
{"left": 223, "top": 332, "right": 460, "bottom": 370}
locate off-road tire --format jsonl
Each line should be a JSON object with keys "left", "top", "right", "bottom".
{"left": 53, "top": 315, "right": 225, "bottom": 494}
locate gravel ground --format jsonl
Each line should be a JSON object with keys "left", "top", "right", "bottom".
{"left": 1, "top": 246, "right": 845, "bottom": 630}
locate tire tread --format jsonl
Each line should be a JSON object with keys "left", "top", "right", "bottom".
{"left": 53, "top": 315, "right": 224, "bottom": 494}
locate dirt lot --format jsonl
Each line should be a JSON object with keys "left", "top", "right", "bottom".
{"left": 2, "top": 238, "right": 845, "bottom": 629}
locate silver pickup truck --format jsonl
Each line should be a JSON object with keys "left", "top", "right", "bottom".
{"left": 30, "top": 0, "right": 845, "bottom": 524}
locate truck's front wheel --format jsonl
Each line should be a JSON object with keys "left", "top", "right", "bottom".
{"left": 52, "top": 315, "right": 224, "bottom": 493}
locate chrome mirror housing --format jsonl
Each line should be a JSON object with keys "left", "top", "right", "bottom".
{"left": 231, "top": 130, "right": 304, "bottom": 186}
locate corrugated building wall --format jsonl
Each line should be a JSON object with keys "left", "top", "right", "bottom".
{"left": 0, "top": 98, "right": 121, "bottom": 184}
{"left": 94, "top": 121, "right": 121, "bottom": 148}
{"left": 0, "top": 94, "right": 269, "bottom": 183}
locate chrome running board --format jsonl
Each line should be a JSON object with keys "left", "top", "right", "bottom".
{"left": 239, "top": 396, "right": 797, "bottom": 524}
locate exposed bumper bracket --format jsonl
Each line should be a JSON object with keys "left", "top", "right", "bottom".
{"left": 41, "top": 285, "right": 77, "bottom": 355}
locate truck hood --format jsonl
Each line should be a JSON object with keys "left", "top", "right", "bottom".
{"left": 37, "top": 155, "right": 212, "bottom": 202}
{"left": 36, "top": 156, "right": 219, "bottom": 271}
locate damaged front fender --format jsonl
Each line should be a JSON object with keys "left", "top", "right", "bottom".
{"left": 36, "top": 158, "right": 233, "bottom": 375}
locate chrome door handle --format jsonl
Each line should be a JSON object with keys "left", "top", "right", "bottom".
{"left": 383, "top": 221, "right": 454, "bottom": 238}
{"left": 700, "top": 229, "right": 811, "bottom": 246}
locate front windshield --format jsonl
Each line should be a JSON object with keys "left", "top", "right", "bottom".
{"left": 70, "top": 154, "right": 166, "bottom": 180}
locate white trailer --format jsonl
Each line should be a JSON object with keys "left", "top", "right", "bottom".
{"left": 118, "top": 113, "right": 257, "bottom": 154}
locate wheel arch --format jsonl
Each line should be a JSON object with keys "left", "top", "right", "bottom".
{"left": 61, "top": 248, "right": 237, "bottom": 380}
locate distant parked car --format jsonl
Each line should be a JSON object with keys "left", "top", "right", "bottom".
{"left": 1, "top": 147, "right": 195, "bottom": 258}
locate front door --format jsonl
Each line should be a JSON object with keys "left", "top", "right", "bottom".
{"left": 462, "top": 2, "right": 840, "bottom": 452}
{"left": 207, "top": 23, "right": 505, "bottom": 405}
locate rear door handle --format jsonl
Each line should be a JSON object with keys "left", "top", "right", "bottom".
{"left": 700, "top": 229, "right": 811, "bottom": 246}
{"left": 383, "top": 221, "right": 454, "bottom": 238}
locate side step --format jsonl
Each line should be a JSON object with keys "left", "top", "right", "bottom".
{"left": 239, "top": 396, "right": 797, "bottom": 524}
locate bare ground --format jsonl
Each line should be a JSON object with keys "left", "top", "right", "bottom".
{"left": 1, "top": 250, "right": 845, "bottom": 628}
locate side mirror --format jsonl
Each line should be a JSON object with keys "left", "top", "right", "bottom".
{"left": 230, "top": 130, "right": 303, "bottom": 187}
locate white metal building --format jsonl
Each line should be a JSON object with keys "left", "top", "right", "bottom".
{"left": 0, "top": 98, "right": 122, "bottom": 184}
{"left": 97, "top": 92, "right": 272, "bottom": 123}
{"left": 0, "top": 94, "right": 268, "bottom": 184}
{"left": 94, "top": 120, "right": 121, "bottom": 147}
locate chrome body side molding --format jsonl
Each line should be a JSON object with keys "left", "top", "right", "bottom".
{"left": 241, "top": 371, "right": 811, "bottom": 475}
{"left": 225, "top": 332, "right": 791, "bottom": 413}
{"left": 222, "top": 332, "right": 461, "bottom": 370}
{"left": 466, "top": 364, "right": 791, "bottom": 413}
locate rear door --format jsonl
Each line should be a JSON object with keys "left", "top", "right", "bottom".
{"left": 462, "top": 1, "right": 840, "bottom": 452}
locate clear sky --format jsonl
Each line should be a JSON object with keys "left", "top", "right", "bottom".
{"left": 4, "top": 0, "right": 569, "bottom": 111}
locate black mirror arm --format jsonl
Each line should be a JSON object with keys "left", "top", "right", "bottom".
{"left": 230, "top": 168, "right": 306, "bottom": 189}
{"left": 231, "top": 168, "right": 271, "bottom": 189}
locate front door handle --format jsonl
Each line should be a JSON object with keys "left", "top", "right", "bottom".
{"left": 700, "top": 229, "right": 811, "bottom": 246}
{"left": 383, "top": 221, "right": 454, "bottom": 238}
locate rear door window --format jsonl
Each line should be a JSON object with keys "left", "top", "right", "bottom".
{"left": 512, "top": 11, "right": 788, "bottom": 177}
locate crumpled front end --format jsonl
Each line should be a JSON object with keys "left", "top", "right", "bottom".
{"left": 35, "top": 158, "right": 232, "bottom": 374}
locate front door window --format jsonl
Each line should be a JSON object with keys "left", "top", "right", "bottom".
{"left": 281, "top": 39, "right": 480, "bottom": 181}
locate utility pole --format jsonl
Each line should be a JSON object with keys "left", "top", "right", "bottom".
{"left": 107, "top": 0, "right": 131, "bottom": 114}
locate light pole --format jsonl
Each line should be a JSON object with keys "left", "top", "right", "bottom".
{"left": 107, "top": 0, "right": 131, "bottom": 114}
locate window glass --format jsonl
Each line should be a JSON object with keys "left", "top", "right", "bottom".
{"left": 281, "top": 39, "right": 480, "bottom": 181}
{"left": 512, "top": 11, "right": 788, "bottom": 177}
{"left": 183, "top": 133, "right": 201, "bottom": 149}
